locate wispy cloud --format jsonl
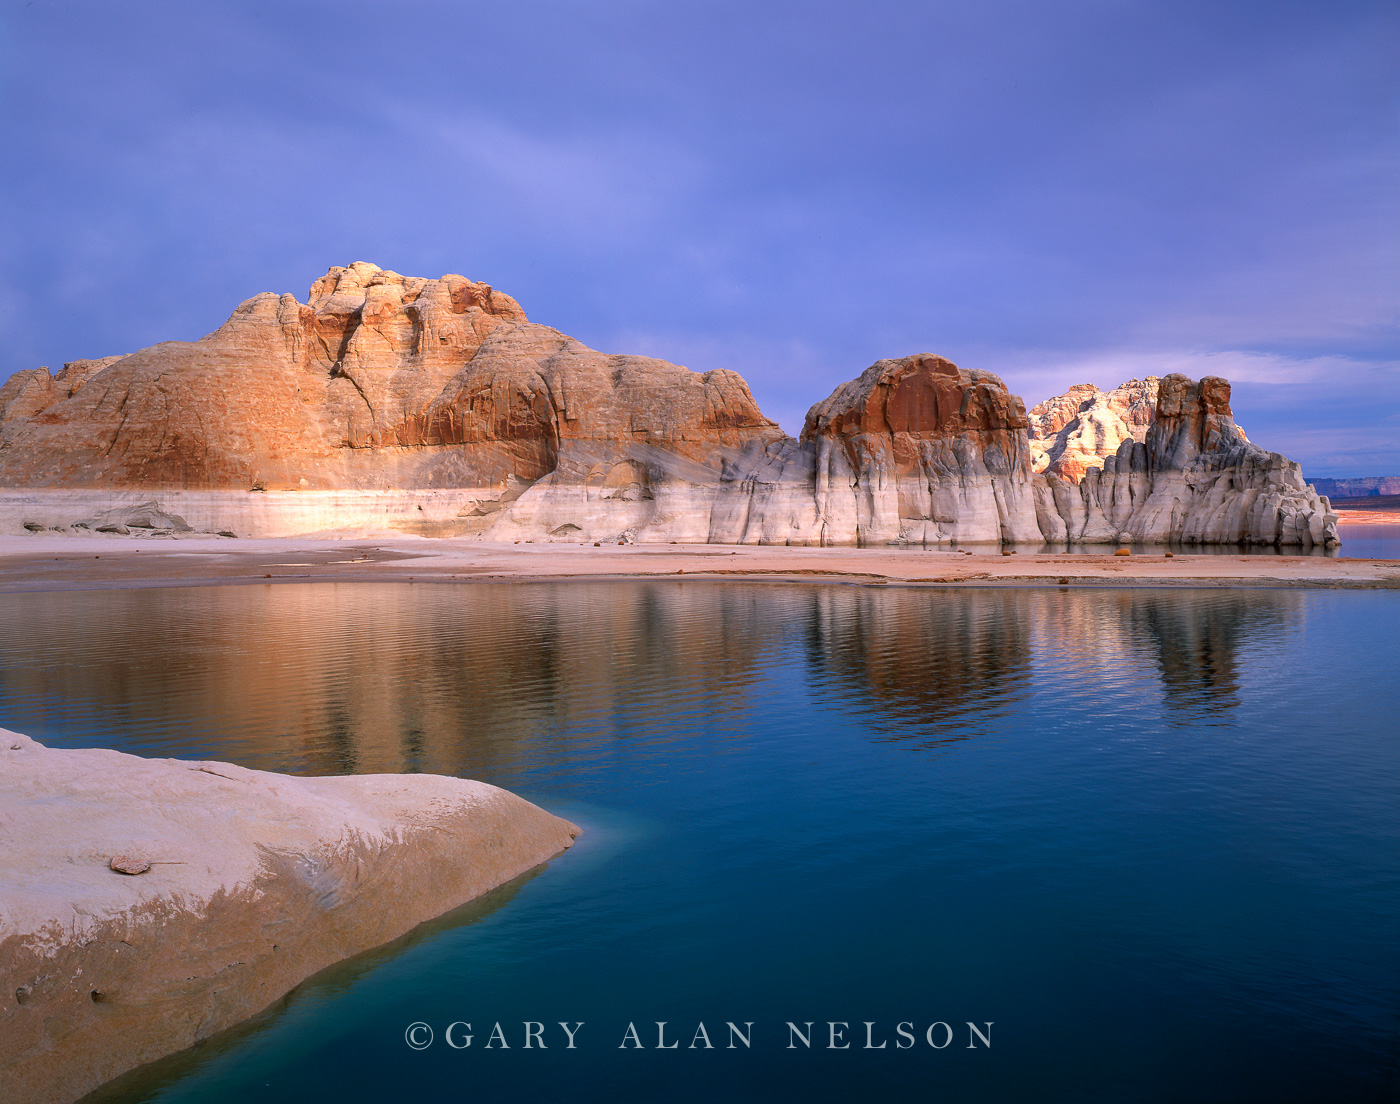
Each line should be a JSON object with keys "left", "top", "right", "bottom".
{"left": 989, "top": 348, "right": 1399, "bottom": 398}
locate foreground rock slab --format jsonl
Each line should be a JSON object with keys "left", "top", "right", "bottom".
{"left": 0, "top": 730, "right": 579, "bottom": 1104}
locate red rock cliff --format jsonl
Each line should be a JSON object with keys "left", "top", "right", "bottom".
{"left": 0, "top": 263, "right": 780, "bottom": 493}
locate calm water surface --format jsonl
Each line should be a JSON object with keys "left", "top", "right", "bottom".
{"left": 1, "top": 582, "right": 1396, "bottom": 1103}
{"left": 1017, "top": 519, "right": 1400, "bottom": 557}
{"left": 1334, "top": 521, "right": 1400, "bottom": 559}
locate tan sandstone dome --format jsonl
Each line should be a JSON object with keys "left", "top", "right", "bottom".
{"left": 0, "top": 262, "right": 781, "bottom": 492}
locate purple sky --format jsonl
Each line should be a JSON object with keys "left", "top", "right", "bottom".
{"left": 1, "top": 1, "right": 1395, "bottom": 475}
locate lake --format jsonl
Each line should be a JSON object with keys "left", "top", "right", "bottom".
{"left": 1015, "top": 519, "right": 1400, "bottom": 558}
{"left": 2, "top": 581, "right": 1396, "bottom": 1103}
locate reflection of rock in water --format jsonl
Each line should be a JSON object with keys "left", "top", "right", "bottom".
{"left": 800, "top": 588, "right": 1033, "bottom": 745}
{"left": 0, "top": 583, "right": 1303, "bottom": 771}
{"left": 0, "top": 583, "right": 791, "bottom": 781}
{"left": 1028, "top": 589, "right": 1298, "bottom": 725}
{"left": 1129, "top": 592, "right": 1295, "bottom": 722}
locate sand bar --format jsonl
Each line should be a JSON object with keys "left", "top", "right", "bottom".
{"left": 1331, "top": 503, "right": 1400, "bottom": 526}
{"left": 0, "top": 535, "right": 1396, "bottom": 591}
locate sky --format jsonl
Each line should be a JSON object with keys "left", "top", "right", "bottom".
{"left": 0, "top": 0, "right": 1395, "bottom": 476}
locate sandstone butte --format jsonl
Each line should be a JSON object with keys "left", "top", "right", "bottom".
{"left": 0, "top": 728, "right": 579, "bottom": 1104}
{"left": 0, "top": 262, "right": 1338, "bottom": 548}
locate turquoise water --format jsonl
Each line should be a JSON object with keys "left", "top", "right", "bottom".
{"left": 1, "top": 583, "right": 1396, "bottom": 1103}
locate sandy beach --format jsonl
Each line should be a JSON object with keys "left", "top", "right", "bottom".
{"left": 1, "top": 534, "right": 1396, "bottom": 592}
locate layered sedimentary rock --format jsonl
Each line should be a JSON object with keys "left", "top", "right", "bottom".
{"left": 0, "top": 262, "right": 782, "bottom": 540}
{"left": 0, "top": 263, "right": 1337, "bottom": 545}
{"left": 1310, "top": 476, "right": 1400, "bottom": 499}
{"left": 710, "top": 354, "right": 1042, "bottom": 545}
{"left": 1028, "top": 377, "right": 1160, "bottom": 481}
{"left": 1031, "top": 374, "right": 1338, "bottom": 546}
{"left": 0, "top": 729, "right": 579, "bottom": 1104}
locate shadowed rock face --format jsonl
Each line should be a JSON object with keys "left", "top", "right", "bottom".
{"left": 0, "top": 266, "right": 1336, "bottom": 545}
{"left": 1031, "top": 374, "right": 1338, "bottom": 546}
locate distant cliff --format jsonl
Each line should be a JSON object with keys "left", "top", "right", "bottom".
{"left": 0, "top": 263, "right": 1337, "bottom": 547}
{"left": 1309, "top": 477, "right": 1400, "bottom": 499}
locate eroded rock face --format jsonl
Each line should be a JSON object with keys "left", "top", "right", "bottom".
{"left": 0, "top": 265, "right": 1337, "bottom": 545}
{"left": 1032, "top": 374, "right": 1338, "bottom": 546}
{"left": 1029, "top": 377, "right": 1160, "bottom": 481}
{"left": 710, "top": 354, "right": 1043, "bottom": 545}
{"left": 0, "top": 263, "right": 781, "bottom": 541}
{"left": 0, "top": 729, "right": 578, "bottom": 1104}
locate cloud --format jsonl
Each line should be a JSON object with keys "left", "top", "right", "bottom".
{"left": 987, "top": 348, "right": 1398, "bottom": 399}
{"left": 381, "top": 105, "right": 709, "bottom": 251}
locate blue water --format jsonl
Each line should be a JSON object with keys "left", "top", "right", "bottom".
{"left": 1, "top": 583, "right": 1396, "bottom": 1103}
{"left": 1334, "top": 521, "right": 1400, "bottom": 560}
{"left": 1015, "top": 519, "right": 1400, "bottom": 558}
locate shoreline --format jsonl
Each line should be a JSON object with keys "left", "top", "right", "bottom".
{"left": 1, "top": 535, "right": 1396, "bottom": 592}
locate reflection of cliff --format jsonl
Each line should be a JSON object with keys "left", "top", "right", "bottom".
{"left": 799, "top": 588, "right": 1034, "bottom": 744}
{"left": 1028, "top": 589, "right": 1299, "bottom": 723}
{"left": 0, "top": 583, "right": 789, "bottom": 781}
{"left": 1130, "top": 592, "right": 1294, "bottom": 720}
{"left": 0, "top": 585, "right": 1303, "bottom": 770}
{"left": 799, "top": 587, "right": 1299, "bottom": 738}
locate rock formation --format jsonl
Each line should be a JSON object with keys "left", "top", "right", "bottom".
{"left": 0, "top": 262, "right": 781, "bottom": 540}
{"left": 0, "top": 728, "right": 578, "bottom": 1104}
{"left": 1031, "top": 374, "right": 1338, "bottom": 546}
{"left": 1029, "top": 377, "right": 1161, "bottom": 481}
{"left": 710, "top": 354, "right": 1043, "bottom": 545}
{"left": 0, "top": 263, "right": 1338, "bottom": 546}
